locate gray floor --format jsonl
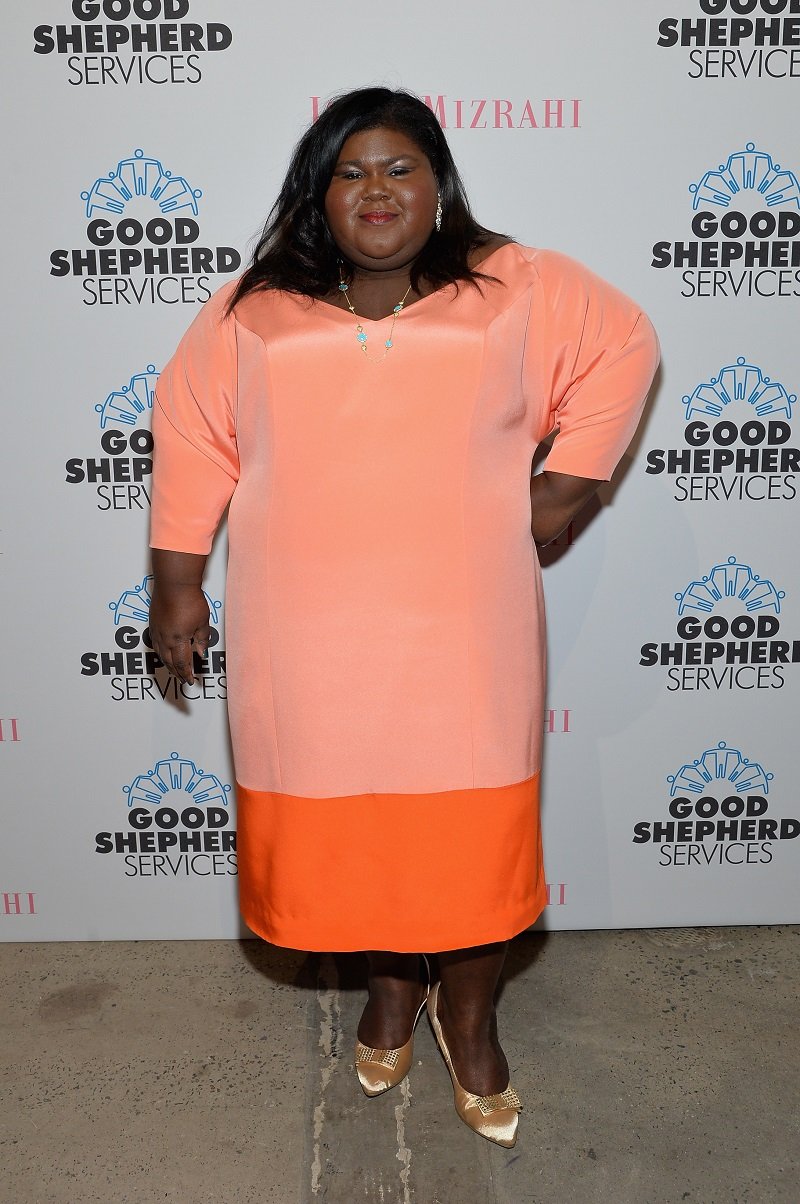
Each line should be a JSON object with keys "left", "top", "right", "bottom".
{"left": 2, "top": 926, "right": 797, "bottom": 1204}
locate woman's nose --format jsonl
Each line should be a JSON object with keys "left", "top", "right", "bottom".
{"left": 362, "top": 176, "right": 391, "bottom": 200}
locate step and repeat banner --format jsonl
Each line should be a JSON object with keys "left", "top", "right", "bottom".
{"left": 2, "top": 1, "right": 798, "bottom": 939}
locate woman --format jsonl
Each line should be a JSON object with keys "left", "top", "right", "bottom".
{"left": 148, "top": 87, "right": 659, "bottom": 1148}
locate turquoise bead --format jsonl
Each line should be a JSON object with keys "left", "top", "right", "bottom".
{"left": 357, "top": 332, "right": 367, "bottom": 343}
{"left": 385, "top": 339, "right": 393, "bottom": 348}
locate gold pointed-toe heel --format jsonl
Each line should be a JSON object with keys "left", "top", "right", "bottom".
{"left": 355, "top": 954, "right": 430, "bottom": 1097}
{"left": 427, "top": 981, "right": 522, "bottom": 1148}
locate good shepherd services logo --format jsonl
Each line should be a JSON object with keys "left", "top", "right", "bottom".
{"left": 633, "top": 741, "right": 798, "bottom": 868}
{"left": 639, "top": 555, "right": 798, "bottom": 691}
{"left": 65, "top": 363, "right": 157, "bottom": 510}
{"left": 80, "top": 573, "right": 226, "bottom": 701}
{"left": 33, "top": 1, "right": 233, "bottom": 87}
{"left": 95, "top": 752, "right": 236, "bottom": 878}
{"left": 657, "top": 0, "right": 800, "bottom": 79}
{"left": 50, "top": 148, "right": 240, "bottom": 306}
{"left": 651, "top": 141, "right": 800, "bottom": 299}
{"left": 645, "top": 357, "right": 797, "bottom": 501}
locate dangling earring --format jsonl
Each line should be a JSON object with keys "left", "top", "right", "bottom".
{"left": 435, "top": 193, "right": 443, "bottom": 232}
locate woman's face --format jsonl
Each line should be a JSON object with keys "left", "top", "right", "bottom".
{"left": 324, "top": 126, "right": 439, "bottom": 274}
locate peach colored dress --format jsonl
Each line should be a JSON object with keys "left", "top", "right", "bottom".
{"left": 149, "top": 243, "right": 659, "bottom": 952}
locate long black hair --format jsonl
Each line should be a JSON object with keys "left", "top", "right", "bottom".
{"left": 226, "top": 87, "right": 501, "bottom": 312}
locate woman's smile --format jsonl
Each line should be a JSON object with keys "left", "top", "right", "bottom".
{"left": 360, "top": 211, "right": 399, "bottom": 224}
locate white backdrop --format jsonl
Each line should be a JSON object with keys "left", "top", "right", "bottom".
{"left": 2, "top": 0, "right": 798, "bottom": 939}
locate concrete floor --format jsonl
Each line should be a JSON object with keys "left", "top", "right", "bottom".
{"left": 1, "top": 927, "right": 797, "bottom": 1204}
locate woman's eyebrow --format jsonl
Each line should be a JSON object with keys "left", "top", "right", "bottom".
{"left": 334, "top": 154, "right": 420, "bottom": 169}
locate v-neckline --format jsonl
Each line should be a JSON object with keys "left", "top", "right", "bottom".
{"left": 309, "top": 242, "right": 514, "bottom": 324}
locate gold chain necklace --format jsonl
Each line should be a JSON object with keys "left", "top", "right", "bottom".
{"left": 338, "top": 270, "right": 413, "bottom": 364}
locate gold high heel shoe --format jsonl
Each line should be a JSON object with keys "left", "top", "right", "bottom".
{"left": 427, "top": 981, "right": 522, "bottom": 1148}
{"left": 355, "top": 954, "right": 430, "bottom": 1097}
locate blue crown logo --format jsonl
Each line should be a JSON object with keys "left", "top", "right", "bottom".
{"left": 95, "top": 365, "right": 159, "bottom": 429}
{"left": 667, "top": 742, "right": 773, "bottom": 797}
{"left": 683, "top": 358, "right": 795, "bottom": 422}
{"left": 123, "top": 752, "right": 231, "bottom": 808}
{"left": 689, "top": 143, "right": 799, "bottom": 211}
{"left": 675, "top": 556, "right": 784, "bottom": 617}
{"left": 108, "top": 575, "right": 222, "bottom": 626}
{"left": 81, "top": 149, "right": 203, "bottom": 219}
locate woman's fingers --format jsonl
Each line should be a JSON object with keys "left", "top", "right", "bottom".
{"left": 171, "top": 638, "right": 197, "bottom": 684}
{"left": 156, "top": 636, "right": 196, "bottom": 684}
{"left": 148, "top": 581, "right": 212, "bottom": 686}
{"left": 191, "top": 622, "right": 212, "bottom": 660}
{"left": 152, "top": 621, "right": 213, "bottom": 684}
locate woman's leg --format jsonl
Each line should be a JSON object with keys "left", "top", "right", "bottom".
{"left": 436, "top": 941, "right": 510, "bottom": 1096}
{"left": 357, "top": 951, "right": 427, "bottom": 1048}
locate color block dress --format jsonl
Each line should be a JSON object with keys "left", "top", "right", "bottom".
{"left": 149, "top": 243, "right": 659, "bottom": 952}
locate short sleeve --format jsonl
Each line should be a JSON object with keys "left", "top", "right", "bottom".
{"left": 532, "top": 250, "right": 660, "bottom": 482}
{"left": 149, "top": 283, "right": 240, "bottom": 555}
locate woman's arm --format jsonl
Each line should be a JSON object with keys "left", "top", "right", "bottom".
{"left": 149, "top": 549, "right": 210, "bottom": 684}
{"left": 530, "top": 469, "right": 601, "bottom": 547}
{"left": 147, "top": 288, "right": 240, "bottom": 683}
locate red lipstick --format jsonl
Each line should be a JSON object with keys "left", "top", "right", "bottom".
{"left": 361, "top": 211, "right": 398, "bottom": 224}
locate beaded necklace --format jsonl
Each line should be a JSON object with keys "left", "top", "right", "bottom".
{"left": 338, "top": 270, "right": 414, "bottom": 364}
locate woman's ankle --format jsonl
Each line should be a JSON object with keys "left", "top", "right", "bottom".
{"left": 358, "top": 964, "right": 426, "bottom": 1047}
{"left": 436, "top": 985, "right": 509, "bottom": 1094}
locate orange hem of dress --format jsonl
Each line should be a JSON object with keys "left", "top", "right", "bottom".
{"left": 235, "top": 772, "right": 546, "bottom": 953}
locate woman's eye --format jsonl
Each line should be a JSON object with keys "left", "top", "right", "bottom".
{"left": 389, "top": 168, "right": 410, "bottom": 177}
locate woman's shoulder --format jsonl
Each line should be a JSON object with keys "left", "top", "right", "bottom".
{"left": 483, "top": 241, "right": 599, "bottom": 283}
{"left": 468, "top": 241, "right": 602, "bottom": 311}
{"left": 206, "top": 276, "right": 294, "bottom": 314}
{"left": 180, "top": 278, "right": 241, "bottom": 333}
{"left": 500, "top": 243, "right": 650, "bottom": 319}
{"left": 468, "top": 234, "right": 515, "bottom": 270}
{"left": 469, "top": 240, "right": 595, "bottom": 292}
